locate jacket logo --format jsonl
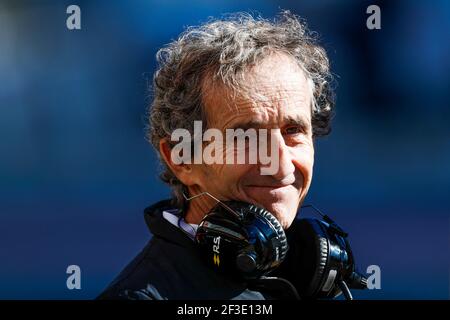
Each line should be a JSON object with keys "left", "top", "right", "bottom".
{"left": 213, "top": 236, "right": 221, "bottom": 267}
{"left": 213, "top": 254, "right": 220, "bottom": 267}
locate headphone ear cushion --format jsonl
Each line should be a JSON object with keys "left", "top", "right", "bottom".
{"left": 280, "top": 218, "right": 330, "bottom": 298}
{"left": 196, "top": 201, "right": 289, "bottom": 279}
{"left": 248, "top": 205, "right": 289, "bottom": 261}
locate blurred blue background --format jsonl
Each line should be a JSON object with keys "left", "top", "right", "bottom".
{"left": 0, "top": 0, "right": 449, "bottom": 299}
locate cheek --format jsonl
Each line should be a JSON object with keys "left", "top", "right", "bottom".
{"left": 291, "top": 144, "right": 314, "bottom": 183}
{"left": 197, "top": 163, "right": 249, "bottom": 193}
{"left": 219, "top": 164, "right": 252, "bottom": 187}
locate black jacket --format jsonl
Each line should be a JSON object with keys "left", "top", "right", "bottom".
{"left": 97, "top": 199, "right": 299, "bottom": 300}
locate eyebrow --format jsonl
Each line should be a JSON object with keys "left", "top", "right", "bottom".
{"left": 228, "top": 115, "right": 311, "bottom": 133}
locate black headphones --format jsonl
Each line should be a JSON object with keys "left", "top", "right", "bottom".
{"left": 271, "top": 206, "right": 367, "bottom": 300}
{"left": 195, "top": 200, "right": 288, "bottom": 279}
{"left": 184, "top": 193, "right": 367, "bottom": 300}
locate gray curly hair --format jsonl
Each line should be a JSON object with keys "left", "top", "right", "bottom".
{"left": 146, "top": 11, "right": 335, "bottom": 211}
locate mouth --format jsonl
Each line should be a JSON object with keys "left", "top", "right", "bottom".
{"left": 239, "top": 174, "right": 302, "bottom": 212}
{"left": 243, "top": 184, "right": 295, "bottom": 201}
{"left": 244, "top": 176, "right": 298, "bottom": 190}
{"left": 246, "top": 184, "right": 293, "bottom": 189}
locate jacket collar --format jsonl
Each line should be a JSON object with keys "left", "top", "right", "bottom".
{"left": 144, "top": 199, "right": 196, "bottom": 248}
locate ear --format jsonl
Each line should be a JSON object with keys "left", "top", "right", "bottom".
{"left": 159, "top": 138, "right": 199, "bottom": 187}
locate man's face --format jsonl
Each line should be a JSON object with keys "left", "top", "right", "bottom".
{"left": 188, "top": 54, "right": 314, "bottom": 229}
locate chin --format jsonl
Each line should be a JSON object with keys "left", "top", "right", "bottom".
{"left": 258, "top": 200, "right": 298, "bottom": 230}
{"left": 240, "top": 186, "right": 301, "bottom": 229}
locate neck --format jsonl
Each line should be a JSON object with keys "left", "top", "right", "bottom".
{"left": 183, "top": 188, "right": 217, "bottom": 224}
{"left": 184, "top": 200, "right": 210, "bottom": 224}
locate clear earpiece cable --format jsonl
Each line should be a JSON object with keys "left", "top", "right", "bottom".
{"left": 182, "top": 191, "right": 242, "bottom": 219}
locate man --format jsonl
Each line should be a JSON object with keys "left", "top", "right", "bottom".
{"left": 98, "top": 11, "right": 334, "bottom": 300}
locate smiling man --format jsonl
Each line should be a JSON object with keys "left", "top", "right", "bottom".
{"left": 98, "top": 11, "right": 334, "bottom": 300}
{"left": 168, "top": 53, "right": 315, "bottom": 230}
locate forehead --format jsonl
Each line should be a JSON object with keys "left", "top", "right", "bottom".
{"left": 203, "top": 53, "right": 313, "bottom": 129}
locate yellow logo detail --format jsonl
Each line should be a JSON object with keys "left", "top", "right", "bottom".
{"left": 213, "top": 254, "right": 220, "bottom": 267}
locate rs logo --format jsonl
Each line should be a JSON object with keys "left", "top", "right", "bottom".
{"left": 213, "top": 236, "right": 221, "bottom": 266}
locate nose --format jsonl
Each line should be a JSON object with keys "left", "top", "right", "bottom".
{"left": 260, "top": 130, "right": 295, "bottom": 182}
{"left": 273, "top": 133, "right": 295, "bottom": 181}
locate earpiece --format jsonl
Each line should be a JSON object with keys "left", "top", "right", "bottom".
{"left": 195, "top": 201, "right": 288, "bottom": 280}
{"left": 273, "top": 214, "right": 367, "bottom": 299}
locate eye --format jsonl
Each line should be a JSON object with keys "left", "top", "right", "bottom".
{"left": 283, "top": 126, "right": 303, "bottom": 135}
